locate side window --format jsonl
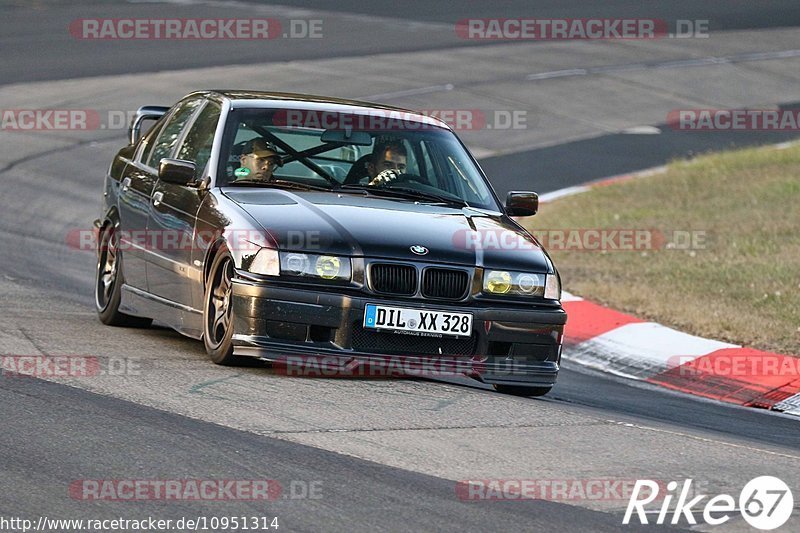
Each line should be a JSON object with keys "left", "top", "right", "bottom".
{"left": 176, "top": 102, "right": 221, "bottom": 176}
{"left": 138, "top": 121, "right": 163, "bottom": 164}
{"left": 147, "top": 99, "right": 204, "bottom": 168}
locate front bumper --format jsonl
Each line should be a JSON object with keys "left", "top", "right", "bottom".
{"left": 231, "top": 278, "right": 567, "bottom": 387}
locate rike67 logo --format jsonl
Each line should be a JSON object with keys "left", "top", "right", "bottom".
{"left": 624, "top": 476, "right": 793, "bottom": 530}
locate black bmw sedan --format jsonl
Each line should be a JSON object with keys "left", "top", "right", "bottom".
{"left": 95, "top": 90, "right": 566, "bottom": 396}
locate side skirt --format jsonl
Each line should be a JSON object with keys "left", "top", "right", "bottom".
{"left": 120, "top": 284, "right": 203, "bottom": 339}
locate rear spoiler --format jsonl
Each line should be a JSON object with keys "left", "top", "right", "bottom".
{"left": 129, "top": 105, "right": 170, "bottom": 145}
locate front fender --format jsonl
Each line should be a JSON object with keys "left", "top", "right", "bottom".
{"left": 195, "top": 190, "right": 278, "bottom": 285}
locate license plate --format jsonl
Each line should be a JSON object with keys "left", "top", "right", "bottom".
{"left": 363, "top": 304, "right": 473, "bottom": 337}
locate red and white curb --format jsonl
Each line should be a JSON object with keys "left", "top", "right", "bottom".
{"left": 560, "top": 292, "right": 800, "bottom": 415}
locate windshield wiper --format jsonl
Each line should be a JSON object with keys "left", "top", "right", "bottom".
{"left": 389, "top": 186, "right": 470, "bottom": 207}
{"left": 226, "top": 179, "right": 333, "bottom": 191}
{"left": 339, "top": 184, "right": 469, "bottom": 207}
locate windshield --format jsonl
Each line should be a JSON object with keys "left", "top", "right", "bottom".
{"left": 218, "top": 107, "right": 501, "bottom": 211}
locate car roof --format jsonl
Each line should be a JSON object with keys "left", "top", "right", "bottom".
{"left": 190, "top": 90, "right": 451, "bottom": 130}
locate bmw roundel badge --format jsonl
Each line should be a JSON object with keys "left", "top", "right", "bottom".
{"left": 410, "top": 245, "right": 429, "bottom": 255}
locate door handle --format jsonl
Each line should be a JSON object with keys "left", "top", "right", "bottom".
{"left": 121, "top": 177, "right": 131, "bottom": 191}
{"left": 152, "top": 191, "right": 164, "bottom": 206}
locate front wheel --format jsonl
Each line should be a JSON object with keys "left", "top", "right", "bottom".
{"left": 95, "top": 223, "right": 152, "bottom": 328}
{"left": 494, "top": 385, "right": 552, "bottom": 397}
{"left": 203, "top": 249, "right": 238, "bottom": 364}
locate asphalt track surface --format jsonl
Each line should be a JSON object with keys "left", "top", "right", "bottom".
{"left": 1, "top": 376, "right": 668, "bottom": 532}
{"left": 5, "top": 0, "right": 800, "bottom": 84}
{"left": 1, "top": 1, "right": 800, "bottom": 531}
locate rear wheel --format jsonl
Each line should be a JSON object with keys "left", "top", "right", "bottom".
{"left": 494, "top": 384, "right": 552, "bottom": 397}
{"left": 203, "top": 249, "right": 238, "bottom": 364}
{"left": 95, "top": 223, "right": 152, "bottom": 327}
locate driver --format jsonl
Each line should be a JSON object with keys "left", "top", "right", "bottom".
{"left": 367, "top": 139, "right": 408, "bottom": 186}
{"left": 237, "top": 138, "right": 283, "bottom": 181}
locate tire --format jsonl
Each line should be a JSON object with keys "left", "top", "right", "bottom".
{"left": 494, "top": 384, "right": 552, "bottom": 397}
{"left": 203, "top": 248, "right": 239, "bottom": 364}
{"left": 95, "top": 222, "right": 152, "bottom": 328}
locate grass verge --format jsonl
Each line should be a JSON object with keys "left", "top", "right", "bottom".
{"left": 523, "top": 143, "right": 800, "bottom": 355}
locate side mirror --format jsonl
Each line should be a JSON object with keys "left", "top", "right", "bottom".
{"left": 505, "top": 191, "right": 538, "bottom": 216}
{"left": 158, "top": 158, "right": 196, "bottom": 186}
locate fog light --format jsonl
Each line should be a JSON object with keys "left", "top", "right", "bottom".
{"left": 484, "top": 270, "right": 512, "bottom": 294}
{"left": 315, "top": 256, "right": 342, "bottom": 279}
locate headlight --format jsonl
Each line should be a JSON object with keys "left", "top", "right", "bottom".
{"left": 483, "top": 270, "right": 547, "bottom": 297}
{"left": 248, "top": 248, "right": 280, "bottom": 276}
{"left": 544, "top": 273, "right": 561, "bottom": 300}
{"left": 282, "top": 252, "right": 310, "bottom": 275}
{"left": 279, "top": 252, "right": 351, "bottom": 281}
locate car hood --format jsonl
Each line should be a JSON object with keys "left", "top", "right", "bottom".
{"left": 222, "top": 188, "right": 552, "bottom": 272}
